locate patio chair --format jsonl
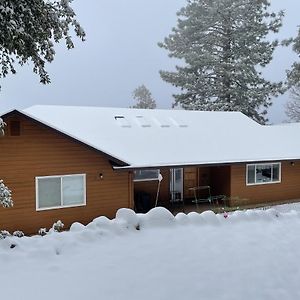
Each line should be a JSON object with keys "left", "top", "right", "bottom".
{"left": 189, "top": 185, "right": 214, "bottom": 209}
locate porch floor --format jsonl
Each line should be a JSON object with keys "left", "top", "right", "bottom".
{"left": 163, "top": 198, "right": 300, "bottom": 216}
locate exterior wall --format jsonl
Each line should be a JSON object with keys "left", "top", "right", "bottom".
{"left": 210, "top": 166, "right": 231, "bottom": 197}
{"left": 184, "top": 168, "right": 198, "bottom": 199}
{"left": 230, "top": 161, "right": 300, "bottom": 206}
{"left": 0, "top": 114, "right": 132, "bottom": 234}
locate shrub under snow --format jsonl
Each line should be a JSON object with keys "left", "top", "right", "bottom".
{"left": 0, "top": 180, "right": 13, "bottom": 208}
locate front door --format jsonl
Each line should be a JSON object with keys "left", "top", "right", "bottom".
{"left": 170, "top": 168, "right": 183, "bottom": 202}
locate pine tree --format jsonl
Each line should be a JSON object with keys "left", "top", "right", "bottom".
{"left": 132, "top": 85, "right": 157, "bottom": 109}
{"left": 0, "top": 0, "right": 85, "bottom": 85}
{"left": 285, "top": 86, "right": 300, "bottom": 122}
{"left": 287, "top": 27, "right": 300, "bottom": 88}
{"left": 0, "top": 0, "right": 85, "bottom": 209}
{"left": 159, "top": 0, "right": 284, "bottom": 124}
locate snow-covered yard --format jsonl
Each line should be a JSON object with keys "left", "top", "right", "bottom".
{"left": 1, "top": 204, "right": 300, "bottom": 300}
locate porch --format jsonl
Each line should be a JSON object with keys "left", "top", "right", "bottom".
{"left": 133, "top": 165, "right": 231, "bottom": 214}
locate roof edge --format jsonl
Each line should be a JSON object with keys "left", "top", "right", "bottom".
{"left": 2, "top": 109, "right": 130, "bottom": 167}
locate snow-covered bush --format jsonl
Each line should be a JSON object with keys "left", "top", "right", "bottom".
{"left": 0, "top": 118, "right": 5, "bottom": 136}
{"left": 38, "top": 228, "right": 47, "bottom": 236}
{"left": 13, "top": 231, "right": 24, "bottom": 238}
{"left": 0, "top": 230, "right": 11, "bottom": 239}
{"left": 0, "top": 180, "right": 13, "bottom": 208}
{"left": 1, "top": 121, "right": 13, "bottom": 209}
{"left": 52, "top": 220, "right": 64, "bottom": 232}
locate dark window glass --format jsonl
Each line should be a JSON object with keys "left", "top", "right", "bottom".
{"left": 247, "top": 165, "right": 255, "bottom": 184}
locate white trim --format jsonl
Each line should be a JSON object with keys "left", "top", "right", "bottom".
{"left": 35, "top": 174, "right": 86, "bottom": 211}
{"left": 170, "top": 168, "right": 184, "bottom": 202}
{"left": 246, "top": 163, "right": 281, "bottom": 186}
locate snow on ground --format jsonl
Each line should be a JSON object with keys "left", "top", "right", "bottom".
{"left": 2, "top": 204, "right": 300, "bottom": 300}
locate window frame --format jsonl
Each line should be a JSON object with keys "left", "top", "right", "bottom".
{"left": 36, "top": 174, "right": 86, "bottom": 211}
{"left": 246, "top": 163, "right": 281, "bottom": 186}
{"left": 133, "top": 169, "right": 160, "bottom": 182}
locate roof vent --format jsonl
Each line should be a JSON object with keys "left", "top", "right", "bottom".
{"left": 169, "top": 117, "right": 188, "bottom": 128}
{"left": 153, "top": 117, "right": 171, "bottom": 128}
{"left": 114, "top": 116, "right": 131, "bottom": 128}
{"left": 135, "top": 116, "right": 151, "bottom": 128}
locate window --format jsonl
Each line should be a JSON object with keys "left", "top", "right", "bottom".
{"left": 134, "top": 169, "right": 160, "bottom": 181}
{"left": 114, "top": 116, "right": 131, "bottom": 128}
{"left": 36, "top": 174, "right": 86, "bottom": 210}
{"left": 246, "top": 163, "right": 281, "bottom": 185}
{"left": 135, "top": 116, "right": 151, "bottom": 128}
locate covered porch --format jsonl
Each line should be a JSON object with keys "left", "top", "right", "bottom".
{"left": 133, "top": 165, "right": 231, "bottom": 213}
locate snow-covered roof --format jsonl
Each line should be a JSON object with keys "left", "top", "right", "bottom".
{"left": 4, "top": 105, "right": 300, "bottom": 168}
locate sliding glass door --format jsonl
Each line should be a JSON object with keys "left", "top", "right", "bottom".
{"left": 170, "top": 168, "right": 183, "bottom": 202}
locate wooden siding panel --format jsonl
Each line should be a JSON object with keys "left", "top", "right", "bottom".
{"left": 230, "top": 162, "right": 300, "bottom": 206}
{"left": 210, "top": 166, "right": 231, "bottom": 197}
{"left": 0, "top": 115, "right": 131, "bottom": 234}
{"left": 183, "top": 168, "right": 198, "bottom": 199}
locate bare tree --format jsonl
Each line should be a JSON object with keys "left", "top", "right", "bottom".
{"left": 286, "top": 86, "right": 300, "bottom": 122}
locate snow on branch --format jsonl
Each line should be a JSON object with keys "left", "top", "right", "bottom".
{"left": 0, "top": 180, "right": 13, "bottom": 208}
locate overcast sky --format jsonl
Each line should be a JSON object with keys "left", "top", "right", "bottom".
{"left": 0, "top": 0, "right": 299, "bottom": 123}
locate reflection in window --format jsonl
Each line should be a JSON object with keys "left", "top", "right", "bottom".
{"left": 246, "top": 163, "right": 281, "bottom": 185}
{"left": 134, "top": 169, "right": 160, "bottom": 181}
{"left": 36, "top": 174, "right": 86, "bottom": 210}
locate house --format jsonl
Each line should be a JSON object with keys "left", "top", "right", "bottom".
{"left": 1, "top": 105, "right": 300, "bottom": 234}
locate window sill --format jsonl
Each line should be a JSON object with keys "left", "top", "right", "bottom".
{"left": 36, "top": 203, "right": 86, "bottom": 212}
{"left": 246, "top": 181, "right": 281, "bottom": 186}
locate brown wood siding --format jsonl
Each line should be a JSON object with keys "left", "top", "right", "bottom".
{"left": 210, "top": 166, "right": 231, "bottom": 197}
{"left": 183, "top": 168, "right": 198, "bottom": 199}
{"left": 134, "top": 168, "right": 170, "bottom": 206}
{"left": 0, "top": 114, "right": 131, "bottom": 234}
{"left": 230, "top": 162, "right": 300, "bottom": 206}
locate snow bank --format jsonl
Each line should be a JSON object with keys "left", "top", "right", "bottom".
{"left": 1, "top": 205, "right": 299, "bottom": 256}
{"left": 2, "top": 204, "right": 300, "bottom": 300}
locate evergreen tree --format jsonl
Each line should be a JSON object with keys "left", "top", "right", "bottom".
{"left": 285, "top": 86, "right": 300, "bottom": 122}
{"left": 132, "top": 85, "right": 157, "bottom": 109}
{"left": 159, "top": 0, "right": 284, "bottom": 124}
{"left": 0, "top": 0, "right": 85, "bottom": 85}
{"left": 0, "top": 0, "right": 85, "bottom": 208}
{"left": 287, "top": 27, "right": 300, "bottom": 88}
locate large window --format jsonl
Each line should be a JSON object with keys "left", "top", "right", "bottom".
{"left": 246, "top": 163, "right": 281, "bottom": 185}
{"left": 36, "top": 174, "right": 86, "bottom": 210}
{"left": 134, "top": 169, "right": 160, "bottom": 181}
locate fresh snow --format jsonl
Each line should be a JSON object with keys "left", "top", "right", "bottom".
{"left": 2, "top": 105, "right": 300, "bottom": 168}
{"left": 1, "top": 204, "right": 300, "bottom": 300}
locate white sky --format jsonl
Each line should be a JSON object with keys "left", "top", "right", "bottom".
{"left": 0, "top": 0, "right": 299, "bottom": 124}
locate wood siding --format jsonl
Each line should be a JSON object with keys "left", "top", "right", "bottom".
{"left": 0, "top": 114, "right": 131, "bottom": 234}
{"left": 210, "top": 166, "right": 231, "bottom": 197}
{"left": 230, "top": 162, "right": 300, "bottom": 206}
{"left": 183, "top": 168, "right": 198, "bottom": 199}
